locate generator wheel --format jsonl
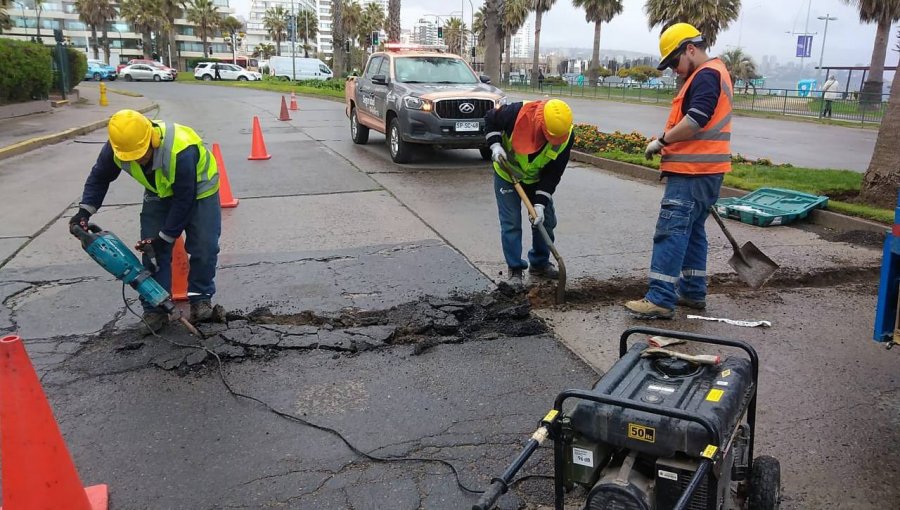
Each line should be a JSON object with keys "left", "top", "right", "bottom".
{"left": 748, "top": 456, "right": 781, "bottom": 510}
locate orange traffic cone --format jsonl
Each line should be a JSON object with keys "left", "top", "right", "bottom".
{"left": 289, "top": 91, "right": 298, "bottom": 111}
{"left": 171, "top": 237, "right": 188, "bottom": 302}
{"left": 212, "top": 143, "right": 238, "bottom": 209}
{"left": 278, "top": 95, "right": 291, "bottom": 121}
{"left": 247, "top": 116, "right": 271, "bottom": 160}
{"left": 0, "top": 335, "right": 109, "bottom": 510}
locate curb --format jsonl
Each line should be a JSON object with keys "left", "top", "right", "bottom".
{"left": 571, "top": 150, "right": 887, "bottom": 235}
{"left": 0, "top": 103, "right": 158, "bottom": 162}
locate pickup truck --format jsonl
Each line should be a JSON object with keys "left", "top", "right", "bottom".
{"left": 345, "top": 46, "right": 507, "bottom": 164}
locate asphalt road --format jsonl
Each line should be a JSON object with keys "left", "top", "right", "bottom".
{"left": 0, "top": 81, "right": 897, "bottom": 509}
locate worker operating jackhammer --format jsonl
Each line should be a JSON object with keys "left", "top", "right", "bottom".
{"left": 69, "top": 109, "right": 222, "bottom": 334}
{"left": 485, "top": 99, "right": 574, "bottom": 285}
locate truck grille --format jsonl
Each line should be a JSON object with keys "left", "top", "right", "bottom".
{"left": 434, "top": 99, "right": 495, "bottom": 119}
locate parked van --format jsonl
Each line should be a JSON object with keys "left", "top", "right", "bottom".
{"left": 268, "top": 56, "right": 333, "bottom": 81}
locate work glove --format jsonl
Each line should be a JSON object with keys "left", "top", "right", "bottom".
{"left": 644, "top": 138, "right": 666, "bottom": 160}
{"left": 134, "top": 236, "right": 170, "bottom": 273}
{"left": 531, "top": 204, "right": 545, "bottom": 227}
{"left": 490, "top": 143, "right": 508, "bottom": 165}
{"left": 68, "top": 207, "right": 92, "bottom": 235}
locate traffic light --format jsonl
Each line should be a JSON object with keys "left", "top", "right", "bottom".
{"left": 345, "top": 40, "right": 351, "bottom": 52}
{"left": 372, "top": 31, "right": 379, "bottom": 46}
{"left": 437, "top": 26, "right": 443, "bottom": 38}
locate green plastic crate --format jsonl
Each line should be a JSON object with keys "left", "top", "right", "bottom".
{"left": 714, "top": 188, "right": 829, "bottom": 227}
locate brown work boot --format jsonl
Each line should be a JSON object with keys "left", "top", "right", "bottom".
{"left": 677, "top": 295, "right": 706, "bottom": 310}
{"left": 190, "top": 300, "right": 214, "bottom": 323}
{"left": 625, "top": 298, "right": 674, "bottom": 320}
{"left": 142, "top": 312, "right": 169, "bottom": 334}
{"left": 528, "top": 263, "right": 559, "bottom": 280}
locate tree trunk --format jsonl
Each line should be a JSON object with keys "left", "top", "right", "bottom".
{"left": 90, "top": 26, "right": 99, "bottom": 60}
{"left": 482, "top": 0, "right": 502, "bottom": 85}
{"left": 860, "top": 62, "right": 900, "bottom": 207}
{"left": 332, "top": 0, "right": 345, "bottom": 78}
{"left": 504, "top": 32, "right": 511, "bottom": 85}
{"left": 589, "top": 21, "right": 600, "bottom": 88}
{"left": 168, "top": 25, "right": 178, "bottom": 70}
{"left": 388, "top": 0, "right": 400, "bottom": 42}
{"left": 101, "top": 26, "right": 111, "bottom": 64}
{"left": 531, "top": 10, "right": 542, "bottom": 85}
{"left": 276, "top": 39, "right": 281, "bottom": 57}
{"left": 861, "top": 16, "right": 891, "bottom": 105}
{"left": 143, "top": 31, "right": 152, "bottom": 58}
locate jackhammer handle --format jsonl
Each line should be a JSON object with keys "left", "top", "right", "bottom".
{"left": 472, "top": 480, "right": 506, "bottom": 510}
{"left": 69, "top": 222, "right": 101, "bottom": 247}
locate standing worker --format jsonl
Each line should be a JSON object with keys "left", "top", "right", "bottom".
{"left": 625, "top": 23, "right": 733, "bottom": 319}
{"left": 485, "top": 99, "right": 574, "bottom": 284}
{"left": 820, "top": 75, "right": 840, "bottom": 118}
{"left": 69, "top": 109, "right": 222, "bottom": 332}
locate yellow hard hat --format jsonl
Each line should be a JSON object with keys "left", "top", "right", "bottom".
{"left": 108, "top": 109, "right": 153, "bottom": 161}
{"left": 542, "top": 99, "right": 573, "bottom": 144}
{"left": 657, "top": 23, "right": 703, "bottom": 71}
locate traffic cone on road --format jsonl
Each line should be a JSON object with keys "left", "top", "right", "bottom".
{"left": 171, "top": 237, "right": 189, "bottom": 302}
{"left": 0, "top": 334, "right": 109, "bottom": 510}
{"left": 289, "top": 91, "right": 298, "bottom": 111}
{"left": 247, "top": 116, "right": 271, "bottom": 160}
{"left": 212, "top": 143, "right": 239, "bottom": 208}
{"left": 278, "top": 95, "right": 291, "bottom": 121}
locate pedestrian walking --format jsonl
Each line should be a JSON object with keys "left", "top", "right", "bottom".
{"left": 625, "top": 23, "right": 734, "bottom": 320}
{"left": 69, "top": 109, "right": 222, "bottom": 333}
{"left": 538, "top": 70, "right": 545, "bottom": 91}
{"left": 214, "top": 63, "right": 222, "bottom": 81}
{"left": 485, "top": 99, "right": 574, "bottom": 285}
{"left": 821, "top": 75, "right": 840, "bottom": 118}
{"left": 576, "top": 73, "right": 584, "bottom": 87}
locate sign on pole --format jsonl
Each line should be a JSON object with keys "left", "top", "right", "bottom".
{"left": 796, "top": 35, "right": 813, "bottom": 58}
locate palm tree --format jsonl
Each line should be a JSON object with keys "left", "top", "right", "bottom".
{"left": 252, "top": 41, "right": 276, "bottom": 60}
{"left": 860, "top": 29, "right": 900, "bottom": 206}
{"left": 262, "top": 5, "right": 288, "bottom": 56}
{"left": 361, "top": 1, "right": 384, "bottom": 51}
{"left": 643, "top": 0, "right": 740, "bottom": 47}
{"left": 573, "top": 0, "right": 622, "bottom": 88}
{"left": 341, "top": 1, "right": 362, "bottom": 69}
{"left": 720, "top": 47, "right": 759, "bottom": 92}
{"left": 531, "top": 0, "right": 558, "bottom": 86}
{"left": 842, "top": 1, "right": 900, "bottom": 105}
{"left": 120, "top": 0, "right": 164, "bottom": 58}
{"left": 186, "top": 0, "right": 220, "bottom": 58}
{"left": 386, "top": 0, "right": 399, "bottom": 42}
{"left": 482, "top": 0, "right": 503, "bottom": 83}
{"left": 97, "top": 0, "right": 118, "bottom": 64}
{"left": 76, "top": 0, "right": 104, "bottom": 60}
{"left": 473, "top": 6, "right": 486, "bottom": 46}
{"left": 295, "top": 9, "right": 318, "bottom": 57}
{"left": 33, "top": 0, "right": 44, "bottom": 43}
{"left": 501, "top": 0, "right": 529, "bottom": 85}
{"left": 332, "top": 0, "right": 345, "bottom": 77}
{"left": 443, "top": 17, "right": 466, "bottom": 56}
{"left": 160, "top": 0, "right": 182, "bottom": 68}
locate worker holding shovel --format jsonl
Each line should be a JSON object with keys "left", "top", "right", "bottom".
{"left": 485, "top": 99, "right": 574, "bottom": 285}
{"left": 626, "top": 23, "right": 734, "bottom": 319}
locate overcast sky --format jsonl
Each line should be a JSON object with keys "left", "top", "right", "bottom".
{"left": 232, "top": 0, "right": 899, "bottom": 68}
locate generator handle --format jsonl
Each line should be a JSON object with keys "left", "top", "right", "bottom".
{"left": 673, "top": 459, "right": 712, "bottom": 510}
{"left": 472, "top": 480, "right": 506, "bottom": 510}
{"left": 472, "top": 429, "right": 546, "bottom": 510}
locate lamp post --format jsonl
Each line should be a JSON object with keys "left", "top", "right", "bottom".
{"left": 815, "top": 14, "right": 837, "bottom": 87}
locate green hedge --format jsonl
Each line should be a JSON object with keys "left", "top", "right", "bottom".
{"left": 0, "top": 38, "right": 53, "bottom": 102}
{"left": 65, "top": 47, "right": 86, "bottom": 92}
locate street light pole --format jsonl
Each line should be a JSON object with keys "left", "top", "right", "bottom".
{"left": 815, "top": 14, "right": 837, "bottom": 86}
{"left": 291, "top": 0, "right": 296, "bottom": 80}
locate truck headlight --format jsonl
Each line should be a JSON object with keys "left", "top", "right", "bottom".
{"left": 404, "top": 96, "right": 432, "bottom": 112}
{"left": 496, "top": 96, "right": 509, "bottom": 108}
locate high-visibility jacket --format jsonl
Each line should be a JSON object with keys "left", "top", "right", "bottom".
{"left": 493, "top": 127, "right": 573, "bottom": 185}
{"left": 113, "top": 122, "right": 219, "bottom": 199}
{"left": 660, "top": 58, "right": 733, "bottom": 175}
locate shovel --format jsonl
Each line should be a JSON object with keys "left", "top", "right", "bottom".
{"left": 499, "top": 159, "right": 567, "bottom": 304}
{"left": 709, "top": 207, "right": 779, "bottom": 289}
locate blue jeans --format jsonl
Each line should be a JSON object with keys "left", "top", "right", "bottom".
{"left": 645, "top": 173, "right": 724, "bottom": 309}
{"left": 139, "top": 192, "right": 221, "bottom": 312}
{"left": 494, "top": 173, "right": 557, "bottom": 270}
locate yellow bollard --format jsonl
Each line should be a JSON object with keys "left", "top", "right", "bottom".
{"left": 99, "top": 82, "right": 108, "bottom": 106}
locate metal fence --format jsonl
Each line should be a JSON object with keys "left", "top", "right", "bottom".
{"left": 504, "top": 82, "right": 890, "bottom": 125}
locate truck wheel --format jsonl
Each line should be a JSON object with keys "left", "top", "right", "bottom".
{"left": 748, "top": 456, "right": 781, "bottom": 510}
{"left": 350, "top": 107, "right": 369, "bottom": 144}
{"left": 479, "top": 146, "right": 493, "bottom": 161}
{"left": 388, "top": 117, "right": 412, "bottom": 164}
{"left": 203, "top": 74, "right": 212, "bottom": 81}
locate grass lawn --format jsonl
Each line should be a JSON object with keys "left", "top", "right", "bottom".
{"left": 595, "top": 149, "right": 892, "bottom": 224}
{"left": 175, "top": 73, "right": 345, "bottom": 100}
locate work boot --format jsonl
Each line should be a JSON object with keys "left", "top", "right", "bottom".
{"left": 508, "top": 268, "right": 524, "bottom": 284}
{"left": 677, "top": 295, "right": 707, "bottom": 310}
{"left": 142, "top": 312, "right": 169, "bottom": 334}
{"left": 190, "top": 300, "right": 214, "bottom": 323}
{"left": 625, "top": 298, "right": 674, "bottom": 320}
{"left": 528, "top": 263, "right": 559, "bottom": 280}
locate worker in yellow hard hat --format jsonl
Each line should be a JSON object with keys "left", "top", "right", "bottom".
{"left": 69, "top": 109, "right": 222, "bottom": 333}
{"left": 625, "top": 22, "right": 734, "bottom": 319}
{"left": 485, "top": 98, "right": 574, "bottom": 285}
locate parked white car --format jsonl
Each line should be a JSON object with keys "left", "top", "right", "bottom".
{"left": 193, "top": 62, "right": 262, "bottom": 81}
{"left": 119, "top": 64, "right": 174, "bottom": 82}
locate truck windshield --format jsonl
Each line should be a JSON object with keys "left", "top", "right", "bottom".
{"left": 394, "top": 57, "right": 478, "bottom": 84}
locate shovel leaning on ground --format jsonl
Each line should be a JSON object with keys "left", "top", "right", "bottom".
{"left": 709, "top": 206, "right": 779, "bottom": 289}
{"left": 498, "top": 159, "right": 567, "bottom": 304}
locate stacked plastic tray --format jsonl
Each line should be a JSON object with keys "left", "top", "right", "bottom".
{"left": 715, "top": 187, "right": 829, "bottom": 227}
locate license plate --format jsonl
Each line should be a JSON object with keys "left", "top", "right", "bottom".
{"left": 455, "top": 121, "right": 480, "bottom": 132}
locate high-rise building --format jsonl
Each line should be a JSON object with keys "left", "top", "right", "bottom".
{"left": 412, "top": 18, "right": 439, "bottom": 46}
{"left": 313, "top": 0, "right": 388, "bottom": 59}
{"left": 245, "top": 0, "right": 317, "bottom": 57}
{"left": 510, "top": 18, "right": 534, "bottom": 59}
{"left": 1, "top": 0, "right": 237, "bottom": 68}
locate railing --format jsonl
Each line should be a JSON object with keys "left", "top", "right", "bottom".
{"left": 504, "top": 81, "right": 890, "bottom": 125}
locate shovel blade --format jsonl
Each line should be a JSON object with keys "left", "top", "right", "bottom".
{"left": 727, "top": 241, "right": 779, "bottom": 289}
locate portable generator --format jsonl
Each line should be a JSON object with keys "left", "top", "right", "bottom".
{"left": 474, "top": 327, "right": 780, "bottom": 510}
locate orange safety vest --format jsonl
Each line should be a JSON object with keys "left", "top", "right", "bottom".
{"left": 660, "top": 58, "right": 733, "bottom": 175}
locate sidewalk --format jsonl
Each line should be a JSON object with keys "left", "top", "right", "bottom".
{"left": 0, "top": 83, "right": 156, "bottom": 160}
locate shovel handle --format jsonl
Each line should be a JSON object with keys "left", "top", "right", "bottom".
{"left": 709, "top": 207, "right": 748, "bottom": 263}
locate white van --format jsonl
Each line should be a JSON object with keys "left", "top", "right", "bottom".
{"left": 268, "top": 56, "right": 333, "bottom": 81}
